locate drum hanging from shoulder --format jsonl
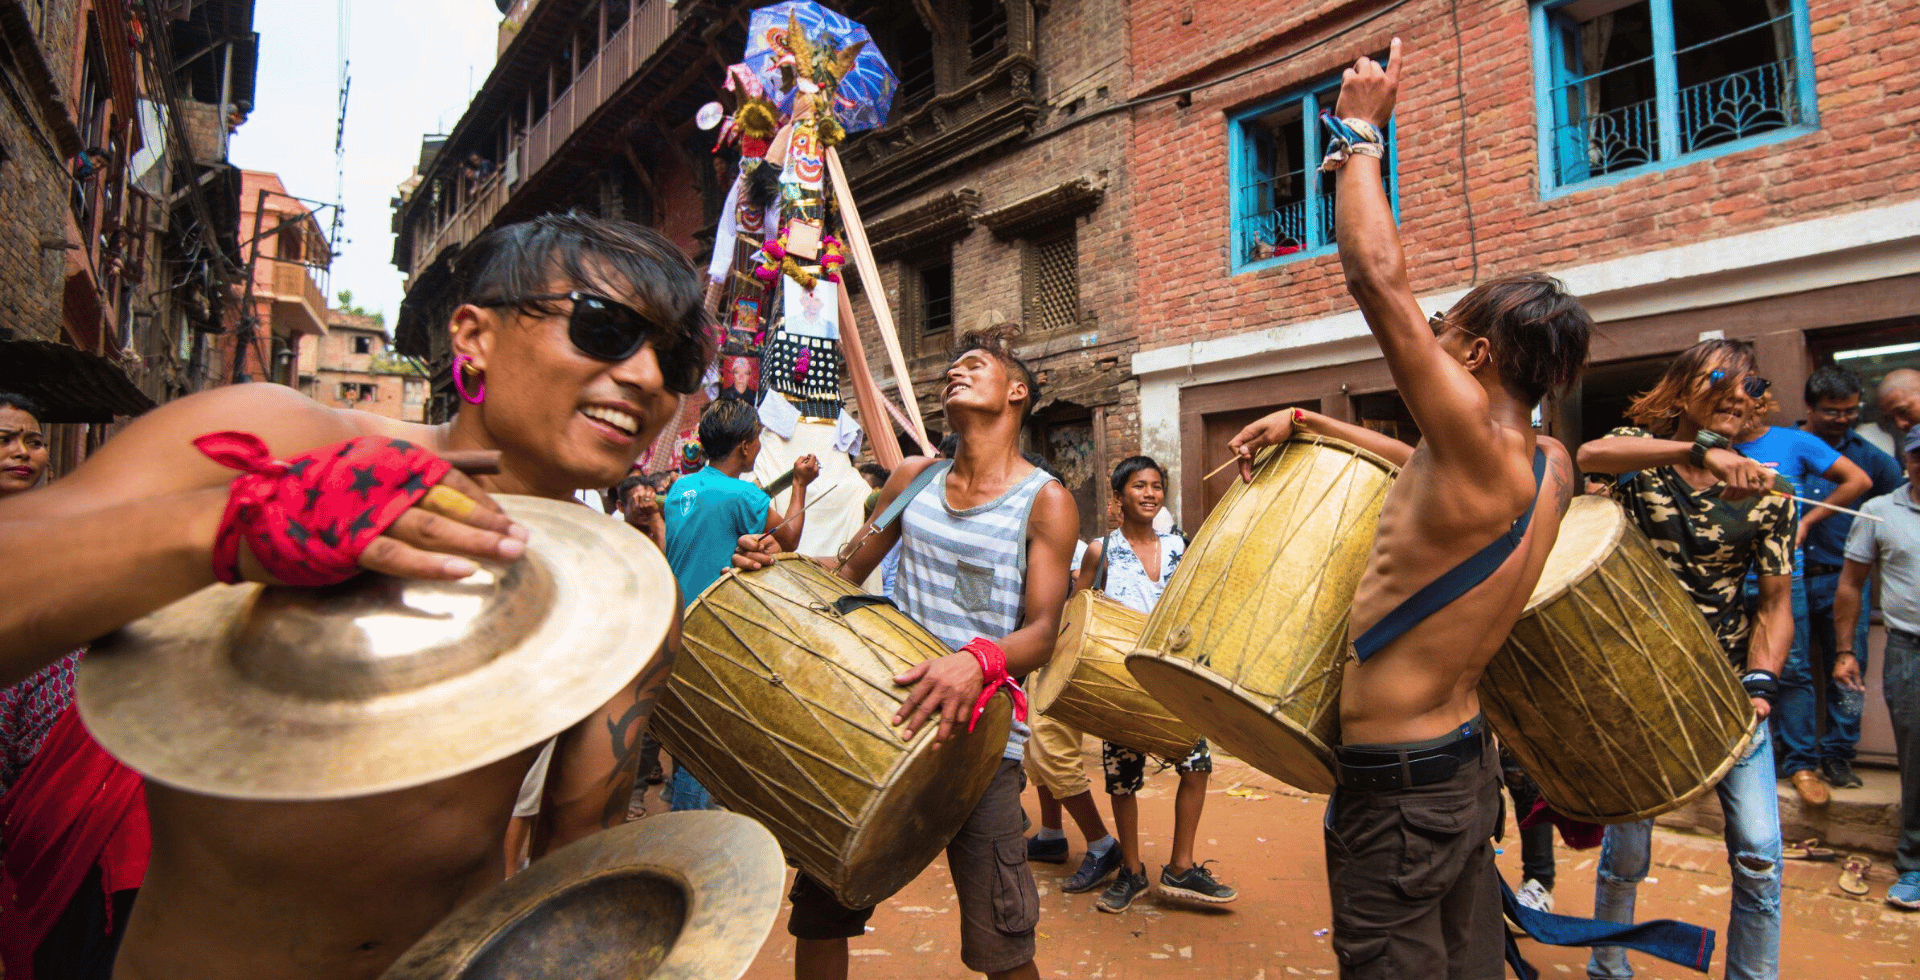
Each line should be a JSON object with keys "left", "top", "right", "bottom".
{"left": 1479, "top": 495, "right": 1756, "bottom": 824}
{"left": 1126, "top": 435, "right": 1398, "bottom": 794}
{"left": 1032, "top": 590, "right": 1202, "bottom": 761}
{"left": 651, "top": 556, "right": 1013, "bottom": 909}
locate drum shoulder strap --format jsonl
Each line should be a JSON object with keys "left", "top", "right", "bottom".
{"left": 872, "top": 460, "right": 951, "bottom": 533}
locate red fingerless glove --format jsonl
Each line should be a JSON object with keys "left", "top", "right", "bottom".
{"left": 962, "top": 637, "right": 1028, "bottom": 731}
{"left": 194, "top": 431, "right": 453, "bottom": 587}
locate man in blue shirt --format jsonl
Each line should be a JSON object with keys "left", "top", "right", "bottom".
{"left": 1736, "top": 386, "right": 1870, "bottom": 805}
{"left": 1799, "top": 367, "right": 1907, "bottom": 789}
{"left": 661, "top": 399, "right": 816, "bottom": 808}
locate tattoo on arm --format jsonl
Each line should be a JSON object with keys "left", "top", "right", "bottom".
{"left": 1546, "top": 452, "right": 1575, "bottom": 513}
{"left": 596, "top": 651, "right": 675, "bottom": 828}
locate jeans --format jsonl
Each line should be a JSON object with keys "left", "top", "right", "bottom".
{"left": 1589, "top": 721, "right": 1780, "bottom": 980}
{"left": 1887, "top": 631, "right": 1920, "bottom": 874}
{"left": 1742, "top": 577, "right": 1811, "bottom": 773}
{"left": 1797, "top": 570, "right": 1872, "bottom": 764}
{"left": 666, "top": 765, "right": 717, "bottom": 811}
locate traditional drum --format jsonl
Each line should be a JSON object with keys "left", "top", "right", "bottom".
{"left": 1126, "top": 435, "right": 1398, "bottom": 795}
{"left": 381, "top": 810, "right": 784, "bottom": 980}
{"left": 1032, "top": 590, "right": 1202, "bottom": 760}
{"left": 651, "top": 555, "right": 1013, "bottom": 909}
{"left": 1479, "top": 495, "right": 1756, "bottom": 824}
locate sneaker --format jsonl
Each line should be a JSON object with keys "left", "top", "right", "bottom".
{"left": 1062, "top": 844, "right": 1122, "bottom": 893}
{"left": 1890, "top": 872, "right": 1920, "bottom": 911}
{"left": 1821, "top": 758, "right": 1864, "bottom": 789}
{"left": 1097, "top": 865, "right": 1150, "bottom": 913}
{"left": 1027, "top": 834, "right": 1069, "bottom": 864}
{"left": 1158, "top": 861, "right": 1238, "bottom": 904}
{"left": 1515, "top": 878, "right": 1555, "bottom": 914}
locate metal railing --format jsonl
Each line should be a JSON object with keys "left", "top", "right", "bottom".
{"left": 413, "top": 0, "right": 678, "bottom": 269}
{"left": 1548, "top": 13, "right": 1805, "bottom": 187}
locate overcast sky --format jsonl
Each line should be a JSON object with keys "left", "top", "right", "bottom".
{"left": 230, "top": 0, "right": 501, "bottom": 327}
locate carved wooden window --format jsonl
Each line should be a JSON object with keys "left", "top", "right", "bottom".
{"left": 1022, "top": 230, "right": 1078, "bottom": 332}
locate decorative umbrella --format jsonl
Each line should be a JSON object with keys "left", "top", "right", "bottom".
{"left": 743, "top": 1, "right": 897, "bottom": 133}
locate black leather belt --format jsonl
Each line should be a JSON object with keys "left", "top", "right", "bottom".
{"left": 1806, "top": 562, "right": 1844, "bottom": 577}
{"left": 1336, "top": 726, "right": 1488, "bottom": 792}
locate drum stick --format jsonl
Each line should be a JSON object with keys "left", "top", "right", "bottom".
{"left": 1203, "top": 457, "right": 1241, "bottom": 481}
{"left": 1777, "top": 491, "right": 1883, "bottom": 523}
{"left": 764, "top": 483, "right": 838, "bottom": 539}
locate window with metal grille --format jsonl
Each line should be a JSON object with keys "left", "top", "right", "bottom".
{"left": 919, "top": 261, "right": 954, "bottom": 334}
{"left": 1533, "top": 0, "right": 1817, "bottom": 194}
{"left": 1023, "top": 232, "right": 1079, "bottom": 332}
{"left": 1228, "top": 71, "right": 1396, "bottom": 274}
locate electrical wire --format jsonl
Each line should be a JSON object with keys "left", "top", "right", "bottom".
{"left": 1446, "top": 0, "right": 1481, "bottom": 284}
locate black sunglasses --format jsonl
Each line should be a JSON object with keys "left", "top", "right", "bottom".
{"left": 476, "top": 291, "right": 703, "bottom": 394}
{"left": 1706, "top": 369, "right": 1771, "bottom": 400}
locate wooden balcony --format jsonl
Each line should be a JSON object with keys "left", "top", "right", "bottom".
{"left": 407, "top": 0, "right": 679, "bottom": 274}
{"left": 269, "top": 262, "right": 329, "bottom": 337}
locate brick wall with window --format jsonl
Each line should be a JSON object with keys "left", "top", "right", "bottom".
{"left": 1129, "top": 0, "right": 1920, "bottom": 352}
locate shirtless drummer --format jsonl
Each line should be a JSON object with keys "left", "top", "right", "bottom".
{"left": 0, "top": 214, "right": 707, "bottom": 980}
{"left": 1231, "top": 42, "right": 1591, "bottom": 979}
{"left": 736, "top": 327, "right": 1079, "bottom": 980}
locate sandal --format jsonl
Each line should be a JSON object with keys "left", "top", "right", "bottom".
{"left": 1782, "top": 838, "right": 1838, "bottom": 861}
{"left": 1838, "top": 855, "right": 1873, "bottom": 897}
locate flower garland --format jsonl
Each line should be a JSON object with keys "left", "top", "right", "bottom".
{"left": 753, "top": 229, "right": 847, "bottom": 290}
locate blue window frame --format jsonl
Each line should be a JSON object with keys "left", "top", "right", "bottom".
{"left": 1228, "top": 75, "right": 1396, "bottom": 275}
{"left": 1532, "top": 0, "right": 1817, "bottom": 195}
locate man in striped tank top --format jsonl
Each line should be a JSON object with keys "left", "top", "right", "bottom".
{"left": 735, "top": 327, "right": 1079, "bottom": 980}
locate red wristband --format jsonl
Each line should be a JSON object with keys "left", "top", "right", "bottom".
{"left": 961, "top": 636, "right": 1028, "bottom": 731}
{"left": 195, "top": 432, "right": 452, "bottom": 587}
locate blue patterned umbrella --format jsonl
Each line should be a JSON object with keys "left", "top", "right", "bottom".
{"left": 744, "top": 1, "right": 897, "bottom": 133}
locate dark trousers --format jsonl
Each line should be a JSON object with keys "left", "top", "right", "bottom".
{"left": 1888, "top": 630, "right": 1920, "bottom": 874}
{"left": 1325, "top": 738, "right": 1505, "bottom": 979}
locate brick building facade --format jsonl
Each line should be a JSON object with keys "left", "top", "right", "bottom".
{"left": 1125, "top": 0, "right": 1919, "bottom": 759}
{"left": 0, "top": 0, "right": 258, "bottom": 473}
{"left": 221, "top": 169, "right": 330, "bottom": 386}
{"left": 1125, "top": 0, "right": 1919, "bottom": 528}
{"left": 392, "top": 0, "right": 1145, "bottom": 535}
{"left": 298, "top": 310, "right": 427, "bottom": 423}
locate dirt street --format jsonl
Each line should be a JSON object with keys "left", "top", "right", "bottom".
{"left": 730, "top": 754, "right": 1918, "bottom": 980}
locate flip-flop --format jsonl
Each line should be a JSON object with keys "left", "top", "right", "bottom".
{"left": 1838, "top": 855, "right": 1873, "bottom": 897}
{"left": 1783, "top": 838, "right": 1838, "bottom": 861}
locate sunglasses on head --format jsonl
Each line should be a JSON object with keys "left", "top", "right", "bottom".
{"left": 476, "top": 291, "right": 704, "bottom": 395}
{"left": 1706, "top": 369, "right": 1771, "bottom": 400}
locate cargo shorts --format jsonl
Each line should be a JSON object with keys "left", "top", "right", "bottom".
{"left": 788, "top": 757, "right": 1038, "bottom": 974}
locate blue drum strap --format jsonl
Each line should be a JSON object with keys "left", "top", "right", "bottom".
{"left": 1350, "top": 449, "right": 1547, "bottom": 663}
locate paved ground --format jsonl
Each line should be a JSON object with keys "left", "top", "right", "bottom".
{"left": 713, "top": 754, "right": 1918, "bottom": 980}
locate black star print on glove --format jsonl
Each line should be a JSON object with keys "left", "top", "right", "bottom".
{"left": 284, "top": 519, "right": 312, "bottom": 548}
{"left": 348, "top": 465, "right": 382, "bottom": 500}
{"left": 396, "top": 470, "right": 430, "bottom": 493}
{"left": 345, "top": 511, "right": 378, "bottom": 538}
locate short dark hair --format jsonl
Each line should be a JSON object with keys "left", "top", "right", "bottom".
{"left": 455, "top": 212, "right": 715, "bottom": 379}
{"left": 0, "top": 392, "right": 46, "bottom": 419}
{"left": 937, "top": 433, "right": 961, "bottom": 458}
{"left": 858, "top": 462, "right": 889, "bottom": 484}
{"left": 698, "top": 398, "right": 761, "bottom": 460}
{"left": 1447, "top": 272, "right": 1593, "bottom": 406}
{"left": 1805, "top": 365, "right": 1862, "bottom": 406}
{"left": 1023, "top": 450, "right": 1061, "bottom": 481}
{"left": 1110, "top": 455, "right": 1166, "bottom": 495}
{"left": 948, "top": 325, "right": 1042, "bottom": 421}
{"left": 614, "top": 473, "right": 648, "bottom": 505}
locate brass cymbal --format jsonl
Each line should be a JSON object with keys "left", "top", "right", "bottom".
{"left": 380, "top": 811, "right": 785, "bottom": 980}
{"left": 77, "top": 495, "right": 676, "bottom": 801}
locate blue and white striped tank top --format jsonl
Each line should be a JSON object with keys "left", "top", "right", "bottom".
{"left": 895, "top": 464, "right": 1057, "bottom": 759}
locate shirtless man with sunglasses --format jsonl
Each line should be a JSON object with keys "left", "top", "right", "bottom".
{"left": 0, "top": 214, "right": 710, "bottom": 980}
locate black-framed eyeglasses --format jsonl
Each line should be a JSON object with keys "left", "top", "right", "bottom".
{"left": 475, "top": 291, "right": 703, "bottom": 394}
{"left": 1706, "top": 369, "right": 1771, "bottom": 400}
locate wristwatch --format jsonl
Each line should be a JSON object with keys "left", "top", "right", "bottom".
{"left": 1689, "top": 429, "right": 1731, "bottom": 469}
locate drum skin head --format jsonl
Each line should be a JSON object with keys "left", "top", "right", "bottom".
{"left": 380, "top": 811, "right": 784, "bottom": 980}
{"left": 1039, "top": 591, "right": 1201, "bottom": 760}
{"left": 654, "top": 556, "right": 1013, "bottom": 910}
{"left": 1126, "top": 653, "right": 1336, "bottom": 794}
